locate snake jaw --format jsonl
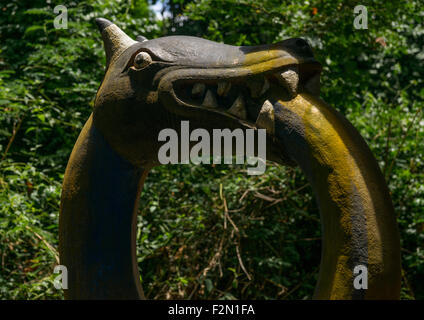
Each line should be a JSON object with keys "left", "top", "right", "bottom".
{"left": 156, "top": 61, "right": 321, "bottom": 138}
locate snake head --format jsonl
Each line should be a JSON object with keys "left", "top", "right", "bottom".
{"left": 94, "top": 18, "right": 321, "bottom": 167}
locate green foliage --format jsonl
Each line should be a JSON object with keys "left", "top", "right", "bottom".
{"left": 137, "top": 164, "right": 320, "bottom": 299}
{"left": 1, "top": 0, "right": 423, "bottom": 299}
{"left": 0, "top": 0, "right": 159, "bottom": 299}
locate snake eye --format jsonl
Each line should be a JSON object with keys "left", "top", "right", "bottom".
{"left": 133, "top": 51, "right": 152, "bottom": 69}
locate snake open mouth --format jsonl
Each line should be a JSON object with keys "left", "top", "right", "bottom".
{"left": 158, "top": 61, "right": 322, "bottom": 135}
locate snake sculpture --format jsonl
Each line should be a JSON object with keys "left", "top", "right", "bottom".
{"left": 59, "top": 18, "right": 401, "bottom": 299}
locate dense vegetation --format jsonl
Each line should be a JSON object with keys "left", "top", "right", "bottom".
{"left": 0, "top": 0, "right": 422, "bottom": 299}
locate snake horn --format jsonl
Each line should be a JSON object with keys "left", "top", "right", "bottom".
{"left": 95, "top": 18, "right": 136, "bottom": 68}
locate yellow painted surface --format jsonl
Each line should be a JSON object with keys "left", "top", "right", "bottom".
{"left": 276, "top": 94, "right": 400, "bottom": 299}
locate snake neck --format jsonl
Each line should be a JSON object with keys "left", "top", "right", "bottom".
{"left": 275, "top": 94, "right": 401, "bottom": 299}
{"left": 59, "top": 115, "right": 146, "bottom": 299}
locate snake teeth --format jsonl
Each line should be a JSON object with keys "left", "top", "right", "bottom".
{"left": 202, "top": 89, "right": 218, "bottom": 108}
{"left": 227, "top": 94, "right": 247, "bottom": 119}
{"left": 255, "top": 100, "right": 274, "bottom": 134}
{"left": 192, "top": 83, "right": 205, "bottom": 97}
{"left": 184, "top": 76, "right": 276, "bottom": 130}
{"left": 277, "top": 66, "right": 299, "bottom": 98}
{"left": 217, "top": 81, "right": 231, "bottom": 96}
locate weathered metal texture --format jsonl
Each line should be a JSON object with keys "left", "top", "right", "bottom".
{"left": 59, "top": 18, "right": 401, "bottom": 299}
